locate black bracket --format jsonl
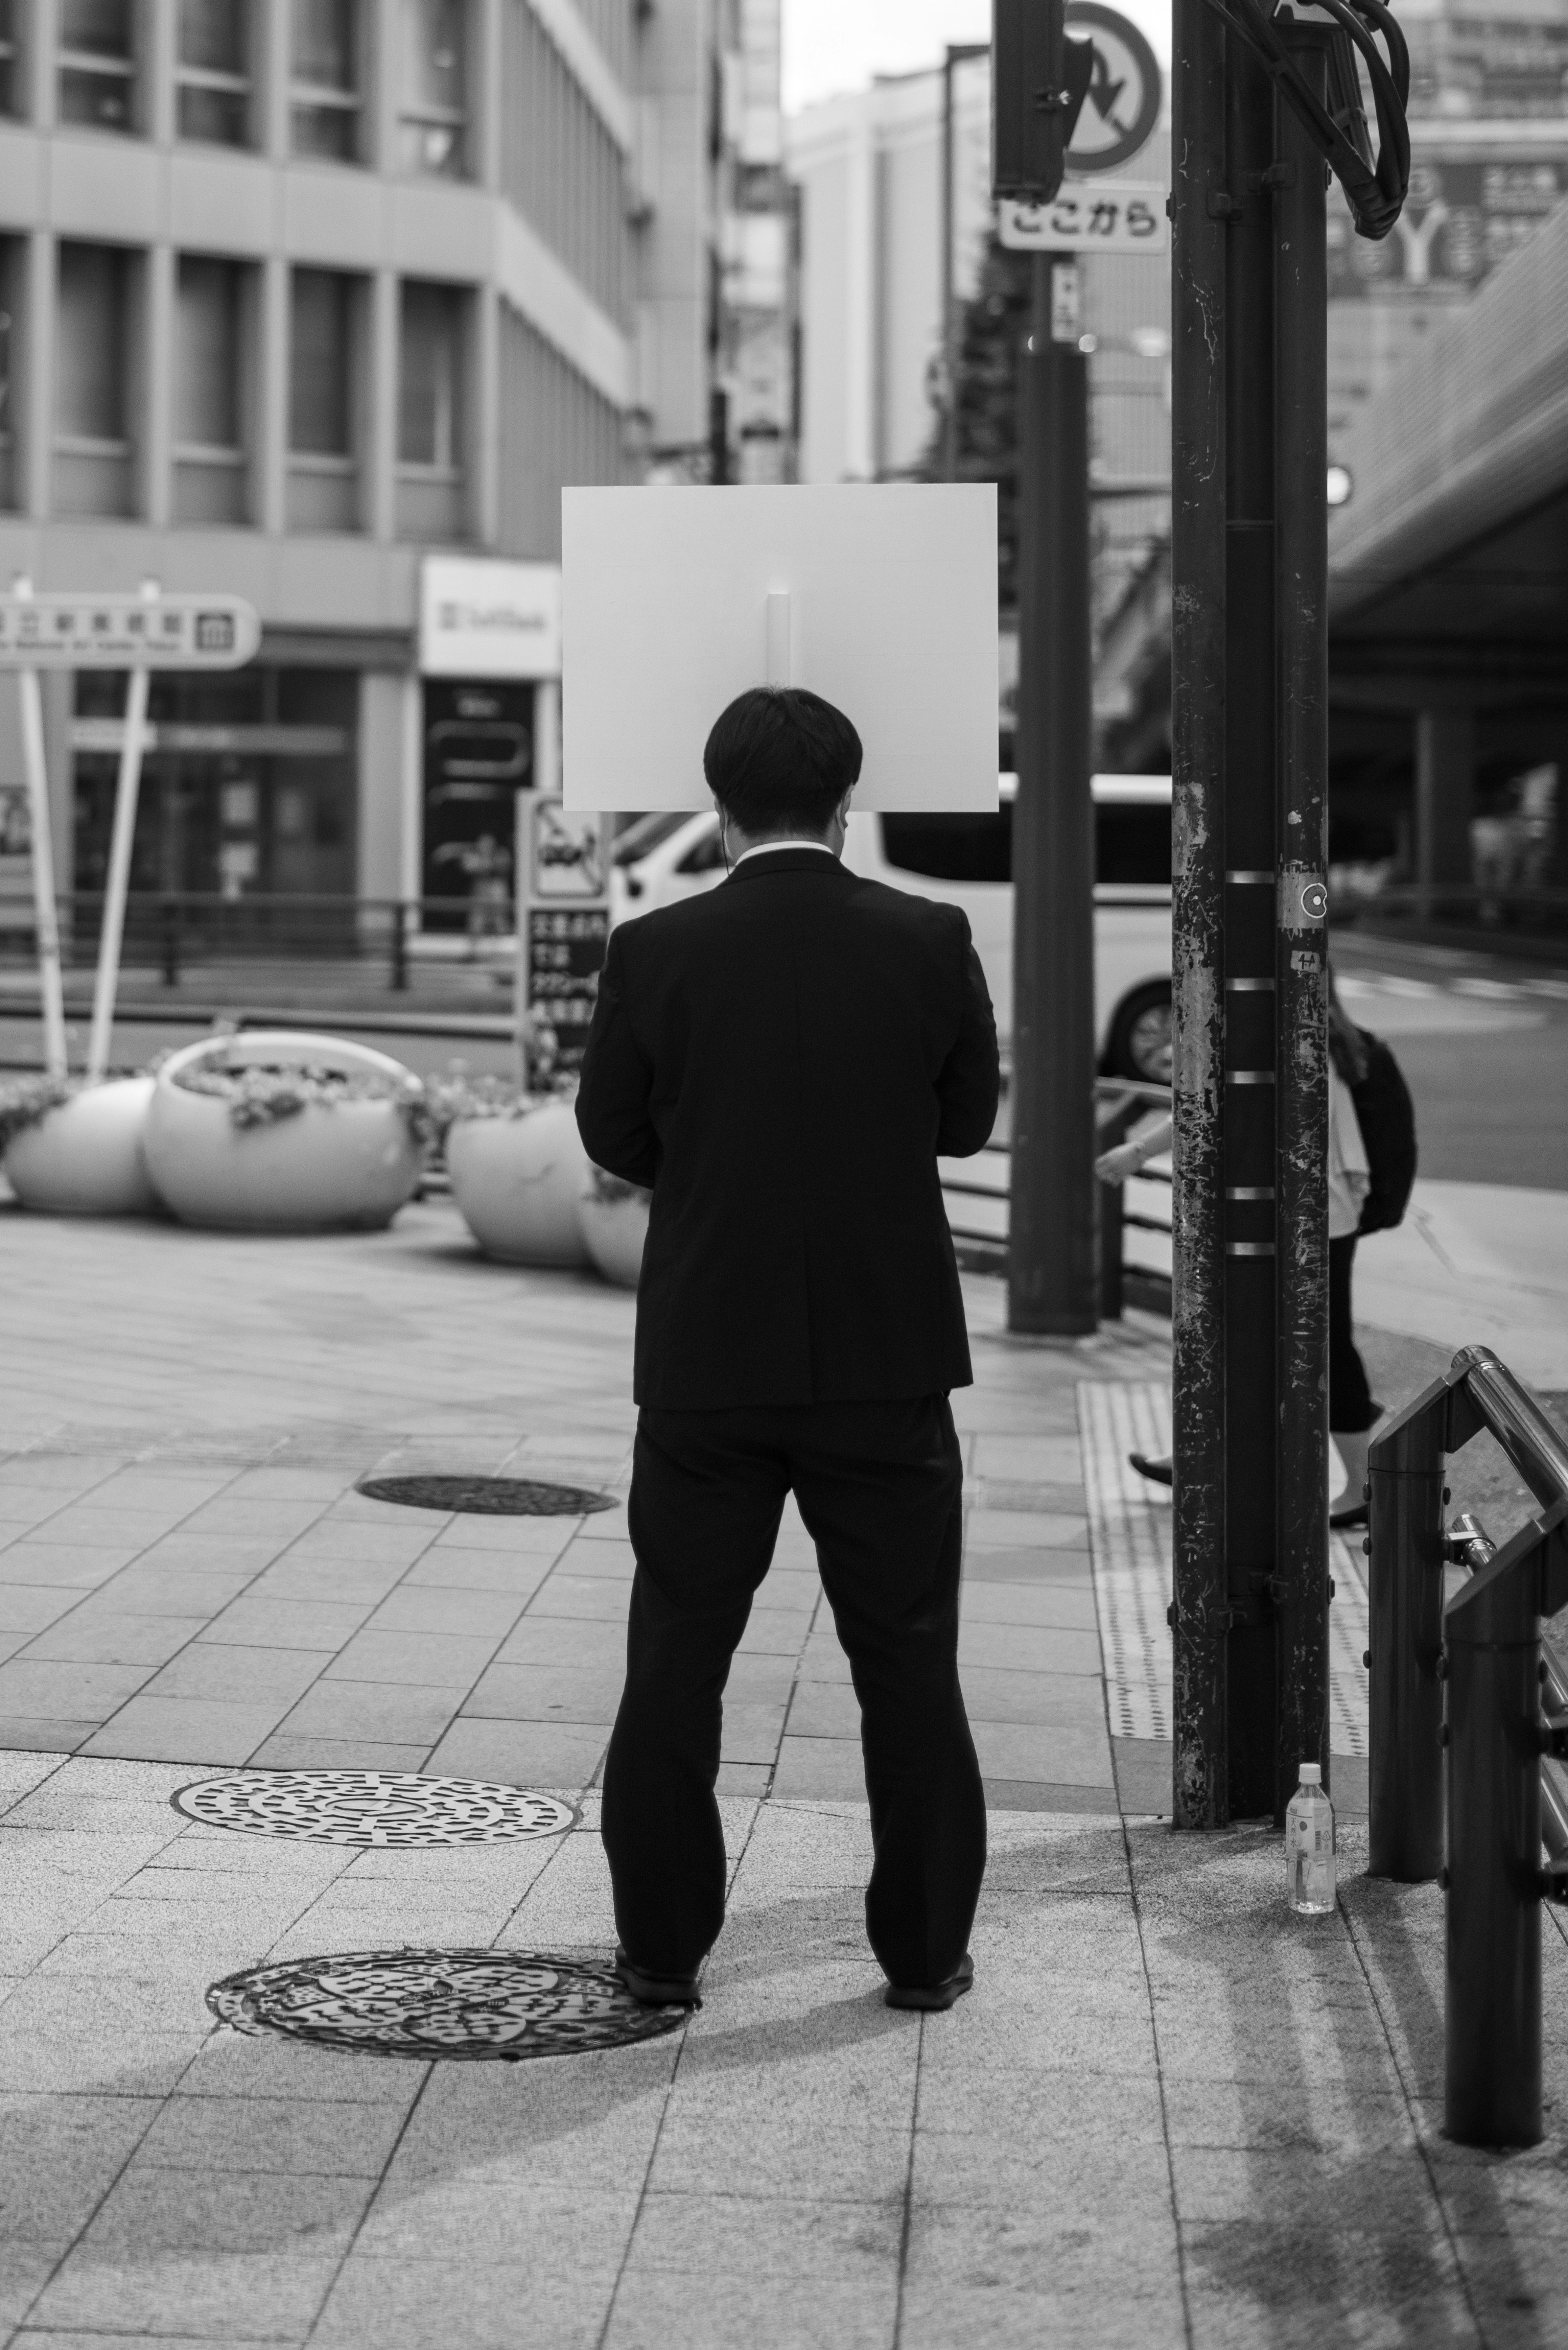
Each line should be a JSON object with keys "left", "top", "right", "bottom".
{"left": 1541, "top": 1711, "right": 1568, "bottom": 1763}
{"left": 1207, "top": 191, "right": 1244, "bottom": 221}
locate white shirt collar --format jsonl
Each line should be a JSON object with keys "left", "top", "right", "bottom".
{"left": 733, "top": 839, "right": 838, "bottom": 868}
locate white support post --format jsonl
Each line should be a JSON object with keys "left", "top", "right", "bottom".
{"left": 85, "top": 581, "right": 158, "bottom": 1081}
{"left": 15, "top": 575, "right": 67, "bottom": 1079}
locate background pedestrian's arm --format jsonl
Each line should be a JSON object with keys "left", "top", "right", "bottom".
{"left": 935, "top": 926, "right": 1001, "bottom": 1157}
{"left": 575, "top": 930, "right": 658, "bottom": 1188}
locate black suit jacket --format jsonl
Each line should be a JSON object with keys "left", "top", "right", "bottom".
{"left": 575, "top": 847, "right": 1000, "bottom": 1410}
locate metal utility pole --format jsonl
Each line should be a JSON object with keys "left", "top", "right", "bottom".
{"left": 1009, "top": 253, "right": 1097, "bottom": 1335}
{"left": 1169, "top": 0, "right": 1408, "bottom": 1825}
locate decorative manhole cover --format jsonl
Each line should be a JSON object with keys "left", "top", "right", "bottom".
{"left": 172, "top": 1771, "right": 577, "bottom": 1847}
{"left": 356, "top": 1474, "right": 615, "bottom": 1516}
{"left": 207, "top": 1950, "right": 687, "bottom": 2061}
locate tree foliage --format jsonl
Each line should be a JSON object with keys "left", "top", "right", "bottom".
{"left": 923, "top": 234, "right": 1033, "bottom": 614}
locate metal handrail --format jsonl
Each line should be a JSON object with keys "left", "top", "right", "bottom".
{"left": 1367, "top": 1343, "right": 1568, "bottom": 2148}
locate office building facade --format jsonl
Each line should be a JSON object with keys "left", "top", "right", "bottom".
{"left": 0, "top": 0, "right": 784, "bottom": 925}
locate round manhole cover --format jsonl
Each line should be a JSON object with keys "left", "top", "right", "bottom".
{"left": 207, "top": 1950, "right": 687, "bottom": 2061}
{"left": 356, "top": 1474, "right": 615, "bottom": 1516}
{"left": 172, "top": 1770, "right": 577, "bottom": 1847}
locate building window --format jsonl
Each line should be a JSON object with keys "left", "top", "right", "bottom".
{"left": 59, "top": 0, "right": 137, "bottom": 134}
{"left": 292, "top": 0, "right": 361, "bottom": 162}
{"left": 399, "top": 0, "right": 466, "bottom": 177}
{"left": 178, "top": 0, "right": 252, "bottom": 148}
{"left": 174, "top": 256, "right": 249, "bottom": 525}
{"left": 0, "top": 243, "right": 18, "bottom": 512}
{"left": 55, "top": 242, "right": 134, "bottom": 517}
{"left": 0, "top": 2, "right": 20, "bottom": 120}
{"left": 288, "top": 268, "right": 361, "bottom": 531}
{"left": 397, "top": 280, "right": 466, "bottom": 541}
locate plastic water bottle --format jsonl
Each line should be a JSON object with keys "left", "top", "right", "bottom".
{"left": 1286, "top": 1763, "right": 1336, "bottom": 1915}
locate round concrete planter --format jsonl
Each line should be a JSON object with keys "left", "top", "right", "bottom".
{"left": 3, "top": 1077, "right": 161, "bottom": 1217}
{"left": 578, "top": 1171, "right": 649, "bottom": 1289}
{"left": 143, "top": 1032, "right": 424, "bottom": 1233}
{"left": 447, "top": 1101, "right": 591, "bottom": 1268}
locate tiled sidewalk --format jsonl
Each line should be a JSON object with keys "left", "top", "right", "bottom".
{"left": 0, "top": 1200, "right": 1150, "bottom": 1811}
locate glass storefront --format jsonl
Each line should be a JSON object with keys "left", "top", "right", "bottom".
{"left": 420, "top": 678, "right": 532, "bottom": 931}
{"left": 71, "top": 666, "right": 358, "bottom": 901}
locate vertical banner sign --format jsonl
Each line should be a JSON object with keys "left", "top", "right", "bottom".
{"left": 522, "top": 798, "right": 608, "bottom": 1076}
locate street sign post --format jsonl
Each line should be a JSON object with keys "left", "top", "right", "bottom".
{"left": 995, "top": 0, "right": 1163, "bottom": 1339}
{"left": 517, "top": 795, "right": 608, "bottom": 1081}
{"left": 0, "top": 586, "right": 259, "bottom": 1081}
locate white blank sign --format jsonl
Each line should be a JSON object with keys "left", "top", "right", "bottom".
{"left": 561, "top": 484, "right": 999, "bottom": 812}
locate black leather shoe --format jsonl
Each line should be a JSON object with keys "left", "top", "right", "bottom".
{"left": 614, "top": 1946, "right": 703, "bottom": 2008}
{"left": 1330, "top": 1501, "right": 1369, "bottom": 1530}
{"left": 1129, "top": 1452, "right": 1173, "bottom": 1487}
{"left": 885, "top": 1953, "right": 975, "bottom": 2012}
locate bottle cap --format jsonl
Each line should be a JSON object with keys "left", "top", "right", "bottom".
{"left": 1299, "top": 1762, "right": 1322, "bottom": 1786}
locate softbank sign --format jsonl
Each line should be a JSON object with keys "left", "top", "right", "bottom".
{"left": 419, "top": 557, "right": 563, "bottom": 679}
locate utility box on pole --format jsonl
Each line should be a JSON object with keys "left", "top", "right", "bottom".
{"left": 1167, "top": 0, "right": 1410, "bottom": 1825}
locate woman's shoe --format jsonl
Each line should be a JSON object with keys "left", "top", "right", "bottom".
{"left": 1129, "top": 1452, "right": 1173, "bottom": 1487}
{"left": 614, "top": 1946, "right": 703, "bottom": 2008}
{"left": 885, "top": 1953, "right": 975, "bottom": 2011}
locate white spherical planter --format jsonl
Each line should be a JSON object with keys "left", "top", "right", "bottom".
{"left": 578, "top": 1171, "right": 650, "bottom": 1289}
{"left": 3, "top": 1078, "right": 161, "bottom": 1217}
{"left": 448, "top": 1102, "right": 591, "bottom": 1268}
{"left": 143, "top": 1032, "right": 424, "bottom": 1233}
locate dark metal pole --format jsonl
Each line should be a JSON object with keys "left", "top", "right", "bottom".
{"left": 1007, "top": 253, "right": 1097, "bottom": 1336}
{"left": 1272, "top": 27, "right": 1332, "bottom": 1822}
{"left": 1169, "top": 0, "right": 1230, "bottom": 1826}
{"left": 1445, "top": 1525, "right": 1547, "bottom": 2149}
{"left": 1366, "top": 1382, "right": 1448, "bottom": 1881}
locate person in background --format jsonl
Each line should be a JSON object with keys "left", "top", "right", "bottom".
{"left": 1099, "top": 964, "right": 1415, "bottom": 1523}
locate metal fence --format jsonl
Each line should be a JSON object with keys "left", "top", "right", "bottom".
{"left": 1367, "top": 1344, "right": 1568, "bottom": 2147}
{"left": 941, "top": 1078, "right": 1173, "bottom": 1315}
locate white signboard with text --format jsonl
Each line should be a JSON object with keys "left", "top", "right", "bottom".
{"left": 561, "top": 484, "right": 999, "bottom": 812}
{"left": 420, "top": 558, "right": 562, "bottom": 680}
{"left": 0, "top": 593, "right": 259, "bottom": 669}
{"left": 1000, "top": 182, "right": 1167, "bottom": 254}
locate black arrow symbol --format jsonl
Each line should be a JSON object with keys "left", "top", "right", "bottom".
{"left": 1088, "top": 44, "right": 1130, "bottom": 130}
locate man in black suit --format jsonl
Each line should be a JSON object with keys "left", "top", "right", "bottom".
{"left": 575, "top": 685, "right": 1000, "bottom": 2011}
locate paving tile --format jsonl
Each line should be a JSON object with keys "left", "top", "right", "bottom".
{"left": 272, "top": 1681, "right": 461, "bottom": 1746}
{"left": 363, "top": 1585, "right": 526, "bottom": 1638}
{"left": 78, "top": 1697, "right": 294, "bottom": 1765}
{"left": 0, "top": 1587, "right": 76, "bottom": 1636}
{"left": 311, "top": 2256, "right": 611, "bottom": 2350}
{"left": 463, "top": 1659, "right": 627, "bottom": 1723}
{"left": 959, "top": 1545, "right": 1094, "bottom": 1585}
{"left": 786, "top": 1681, "right": 861, "bottom": 1739}
{"left": 0, "top": 1544, "right": 143, "bottom": 1588}
{"left": 0, "top": 2089, "right": 164, "bottom": 2243}
{"left": 522, "top": 1574, "right": 634, "bottom": 1624}
{"left": 136, "top": 1643, "right": 332, "bottom": 1706}
{"left": 196, "top": 1595, "right": 375, "bottom": 1650}
{"left": 964, "top": 1509, "right": 1090, "bottom": 1550}
{"left": 16, "top": 1611, "right": 209, "bottom": 1669}
{"left": 719, "top": 1702, "right": 789, "bottom": 1765}
{"left": 0, "top": 1717, "right": 94, "bottom": 1752}
{"left": 495, "top": 1617, "right": 630, "bottom": 1669}
{"left": 957, "top": 1621, "right": 1103, "bottom": 1676}
{"left": 771, "top": 1737, "right": 867, "bottom": 1802}
{"left": 400, "top": 1550, "right": 560, "bottom": 1596}
{"left": 82, "top": 1572, "right": 254, "bottom": 1619}
{"left": 322, "top": 1627, "right": 497, "bottom": 1688}
{"left": 0, "top": 1659, "right": 153, "bottom": 1719}
{"left": 425, "top": 1717, "right": 612, "bottom": 1787}
{"left": 31, "top": 2244, "right": 345, "bottom": 2340}
{"left": 970, "top": 1719, "right": 1113, "bottom": 1788}
{"left": 737, "top": 1608, "right": 817, "bottom": 1659}
{"left": 249, "top": 1735, "right": 434, "bottom": 1772}
{"left": 959, "top": 1665, "right": 1107, "bottom": 1728}
{"left": 245, "top": 1558, "right": 410, "bottom": 1606}
{"left": 606, "top": 2268, "right": 896, "bottom": 2350}
{"left": 959, "top": 1580, "right": 1099, "bottom": 1630}
{"left": 137, "top": 2092, "right": 409, "bottom": 2176}
{"left": 549, "top": 1535, "right": 638, "bottom": 1578}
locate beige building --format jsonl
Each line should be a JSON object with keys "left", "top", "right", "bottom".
{"left": 0, "top": 0, "right": 786, "bottom": 928}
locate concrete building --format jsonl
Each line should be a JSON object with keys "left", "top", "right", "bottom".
{"left": 0, "top": 0, "right": 786, "bottom": 931}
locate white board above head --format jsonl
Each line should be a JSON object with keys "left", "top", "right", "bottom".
{"left": 561, "top": 484, "right": 999, "bottom": 813}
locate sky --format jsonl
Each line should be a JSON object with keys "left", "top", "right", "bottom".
{"left": 782, "top": 0, "right": 1173, "bottom": 116}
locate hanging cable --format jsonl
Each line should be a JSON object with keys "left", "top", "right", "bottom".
{"left": 1201, "top": 0, "right": 1410, "bottom": 239}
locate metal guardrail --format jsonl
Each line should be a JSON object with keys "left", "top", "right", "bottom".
{"left": 942, "top": 1078, "right": 1173, "bottom": 1314}
{"left": 0, "top": 894, "right": 517, "bottom": 993}
{"left": 1367, "top": 1344, "right": 1568, "bottom": 2147}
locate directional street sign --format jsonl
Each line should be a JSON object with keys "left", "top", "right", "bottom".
{"left": 1000, "top": 181, "right": 1168, "bottom": 253}
{"left": 0, "top": 592, "right": 260, "bottom": 669}
{"left": 1063, "top": 3, "right": 1162, "bottom": 177}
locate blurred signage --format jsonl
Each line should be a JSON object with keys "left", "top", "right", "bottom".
{"left": 0, "top": 593, "right": 259, "bottom": 668}
{"left": 421, "top": 680, "right": 532, "bottom": 931}
{"left": 1408, "top": 14, "right": 1568, "bottom": 118}
{"left": 527, "top": 907, "right": 610, "bottom": 1065}
{"left": 420, "top": 558, "right": 562, "bottom": 679}
{"left": 1001, "top": 182, "right": 1167, "bottom": 253}
{"left": 532, "top": 800, "right": 606, "bottom": 899}
{"left": 1062, "top": 4, "right": 1162, "bottom": 177}
{"left": 1329, "top": 157, "right": 1568, "bottom": 296}
{"left": 0, "top": 782, "right": 31, "bottom": 932}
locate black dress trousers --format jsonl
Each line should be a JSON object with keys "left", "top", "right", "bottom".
{"left": 601, "top": 1394, "right": 987, "bottom": 1993}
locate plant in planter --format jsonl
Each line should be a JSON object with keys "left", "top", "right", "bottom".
{"left": 438, "top": 1072, "right": 592, "bottom": 1270}
{"left": 0, "top": 1073, "right": 163, "bottom": 1218}
{"left": 577, "top": 1163, "right": 650, "bottom": 1289}
{"left": 142, "top": 1032, "right": 428, "bottom": 1232}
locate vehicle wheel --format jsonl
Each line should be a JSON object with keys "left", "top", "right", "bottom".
{"left": 1107, "top": 982, "right": 1172, "bottom": 1085}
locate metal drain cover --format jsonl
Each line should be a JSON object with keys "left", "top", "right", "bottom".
{"left": 172, "top": 1770, "right": 577, "bottom": 1847}
{"left": 357, "top": 1474, "right": 615, "bottom": 1516}
{"left": 207, "top": 1949, "right": 686, "bottom": 2061}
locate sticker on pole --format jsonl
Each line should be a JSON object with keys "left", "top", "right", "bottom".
{"left": 0, "top": 593, "right": 260, "bottom": 670}
{"left": 1000, "top": 183, "right": 1167, "bottom": 254}
{"left": 1063, "top": 4, "right": 1162, "bottom": 177}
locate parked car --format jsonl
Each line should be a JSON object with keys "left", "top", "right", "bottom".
{"left": 609, "top": 775, "right": 1174, "bottom": 1082}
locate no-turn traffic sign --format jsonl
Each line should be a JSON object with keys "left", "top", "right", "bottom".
{"left": 1063, "top": 3, "right": 1162, "bottom": 177}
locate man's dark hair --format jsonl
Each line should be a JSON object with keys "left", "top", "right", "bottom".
{"left": 703, "top": 687, "right": 863, "bottom": 836}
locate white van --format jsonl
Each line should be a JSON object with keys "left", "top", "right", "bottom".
{"left": 608, "top": 774, "right": 1174, "bottom": 1082}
